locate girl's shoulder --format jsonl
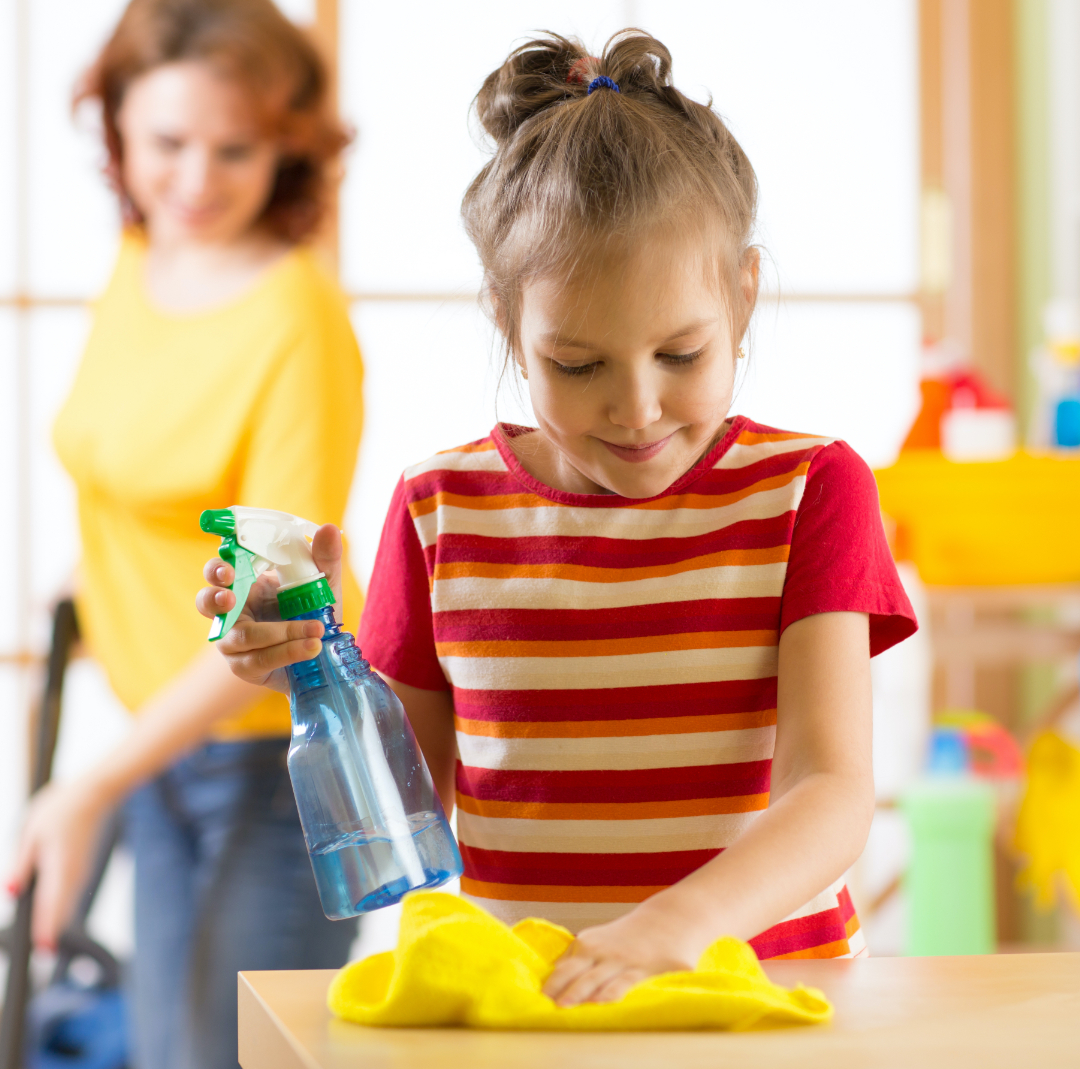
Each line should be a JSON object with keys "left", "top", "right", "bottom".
{"left": 400, "top": 432, "right": 506, "bottom": 496}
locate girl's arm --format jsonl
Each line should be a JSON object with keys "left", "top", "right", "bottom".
{"left": 6, "top": 650, "right": 268, "bottom": 950}
{"left": 378, "top": 680, "right": 457, "bottom": 815}
{"left": 543, "top": 610, "right": 874, "bottom": 1007}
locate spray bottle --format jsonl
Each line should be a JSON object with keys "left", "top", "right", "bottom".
{"left": 200, "top": 506, "right": 462, "bottom": 920}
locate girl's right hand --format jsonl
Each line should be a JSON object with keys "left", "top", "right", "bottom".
{"left": 195, "top": 523, "right": 345, "bottom": 693}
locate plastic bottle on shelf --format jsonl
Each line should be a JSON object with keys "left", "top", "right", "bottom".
{"left": 900, "top": 727, "right": 996, "bottom": 956}
{"left": 201, "top": 506, "right": 462, "bottom": 919}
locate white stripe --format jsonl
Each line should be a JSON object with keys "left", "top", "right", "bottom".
{"left": 461, "top": 894, "right": 632, "bottom": 933}
{"left": 430, "top": 563, "right": 788, "bottom": 612}
{"left": 777, "top": 876, "right": 847, "bottom": 923}
{"left": 716, "top": 433, "right": 834, "bottom": 470}
{"left": 456, "top": 810, "right": 762, "bottom": 853}
{"left": 440, "top": 645, "right": 778, "bottom": 691}
{"left": 411, "top": 481, "right": 805, "bottom": 547}
{"left": 456, "top": 726, "right": 776, "bottom": 771}
{"left": 404, "top": 446, "right": 506, "bottom": 479}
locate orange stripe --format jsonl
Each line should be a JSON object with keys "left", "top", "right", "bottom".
{"left": 410, "top": 464, "right": 808, "bottom": 517}
{"left": 436, "top": 629, "right": 778, "bottom": 660}
{"left": 437, "top": 440, "right": 496, "bottom": 455}
{"left": 844, "top": 913, "right": 861, "bottom": 938}
{"left": 737, "top": 431, "right": 823, "bottom": 445}
{"left": 454, "top": 709, "right": 778, "bottom": 739}
{"left": 409, "top": 491, "right": 559, "bottom": 518}
{"left": 628, "top": 465, "right": 809, "bottom": 511}
{"left": 433, "top": 546, "right": 788, "bottom": 585}
{"left": 454, "top": 794, "right": 770, "bottom": 821}
{"left": 461, "top": 879, "right": 663, "bottom": 903}
{"left": 768, "top": 937, "right": 851, "bottom": 961}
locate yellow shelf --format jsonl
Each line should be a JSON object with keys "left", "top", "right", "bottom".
{"left": 875, "top": 450, "right": 1080, "bottom": 586}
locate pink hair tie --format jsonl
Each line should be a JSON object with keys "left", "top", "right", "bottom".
{"left": 567, "top": 56, "right": 600, "bottom": 85}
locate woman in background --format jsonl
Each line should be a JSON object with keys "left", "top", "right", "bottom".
{"left": 6, "top": 2, "right": 364, "bottom": 1066}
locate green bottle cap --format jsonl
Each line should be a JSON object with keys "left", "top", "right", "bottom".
{"left": 277, "top": 576, "right": 336, "bottom": 620}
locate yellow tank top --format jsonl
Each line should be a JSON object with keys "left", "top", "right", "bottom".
{"left": 53, "top": 233, "right": 365, "bottom": 738}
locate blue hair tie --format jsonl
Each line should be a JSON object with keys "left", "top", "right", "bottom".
{"left": 587, "top": 75, "right": 620, "bottom": 95}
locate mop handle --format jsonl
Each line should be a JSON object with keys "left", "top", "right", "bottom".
{"left": 0, "top": 599, "right": 78, "bottom": 1069}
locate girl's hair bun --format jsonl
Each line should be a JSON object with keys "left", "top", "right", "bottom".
{"left": 474, "top": 32, "right": 588, "bottom": 145}
{"left": 464, "top": 27, "right": 759, "bottom": 360}
{"left": 474, "top": 29, "right": 710, "bottom": 146}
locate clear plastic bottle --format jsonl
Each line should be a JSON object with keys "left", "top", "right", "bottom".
{"left": 284, "top": 606, "right": 462, "bottom": 919}
{"left": 201, "top": 507, "right": 462, "bottom": 920}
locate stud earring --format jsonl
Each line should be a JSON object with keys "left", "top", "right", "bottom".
{"left": 520, "top": 365, "right": 528, "bottom": 379}
{"left": 737, "top": 347, "right": 746, "bottom": 360}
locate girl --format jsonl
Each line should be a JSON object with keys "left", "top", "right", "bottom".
{"left": 9, "top": 1, "right": 363, "bottom": 1065}
{"left": 198, "top": 30, "right": 915, "bottom": 1007}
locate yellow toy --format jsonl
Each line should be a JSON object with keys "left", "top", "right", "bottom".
{"left": 328, "top": 892, "right": 831, "bottom": 1032}
{"left": 1015, "top": 731, "right": 1080, "bottom": 910}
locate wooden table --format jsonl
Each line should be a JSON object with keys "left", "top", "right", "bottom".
{"left": 239, "top": 953, "right": 1080, "bottom": 1069}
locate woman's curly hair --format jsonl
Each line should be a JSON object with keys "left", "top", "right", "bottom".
{"left": 75, "top": 0, "right": 351, "bottom": 242}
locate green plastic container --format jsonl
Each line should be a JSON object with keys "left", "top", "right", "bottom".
{"left": 901, "top": 778, "right": 996, "bottom": 956}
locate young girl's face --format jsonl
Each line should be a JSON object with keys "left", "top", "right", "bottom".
{"left": 517, "top": 229, "right": 751, "bottom": 499}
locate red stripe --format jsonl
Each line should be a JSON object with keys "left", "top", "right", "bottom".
{"left": 404, "top": 441, "right": 818, "bottom": 508}
{"left": 459, "top": 845, "right": 722, "bottom": 887}
{"left": 434, "top": 598, "right": 782, "bottom": 643}
{"left": 452, "top": 678, "right": 778, "bottom": 724}
{"left": 749, "top": 907, "right": 849, "bottom": 960}
{"left": 406, "top": 469, "right": 525, "bottom": 501}
{"left": 677, "top": 448, "right": 817, "bottom": 497}
{"left": 836, "top": 884, "right": 856, "bottom": 923}
{"left": 432, "top": 515, "right": 795, "bottom": 568}
{"left": 456, "top": 760, "right": 772, "bottom": 804}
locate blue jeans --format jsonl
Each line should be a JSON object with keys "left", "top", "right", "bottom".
{"left": 125, "top": 740, "right": 357, "bottom": 1069}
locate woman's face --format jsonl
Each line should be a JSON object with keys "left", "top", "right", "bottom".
{"left": 517, "top": 230, "right": 755, "bottom": 499}
{"left": 117, "top": 61, "right": 280, "bottom": 246}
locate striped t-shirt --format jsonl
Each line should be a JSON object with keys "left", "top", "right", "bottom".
{"left": 360, "top": 416, "right": 916, "bottom": 959}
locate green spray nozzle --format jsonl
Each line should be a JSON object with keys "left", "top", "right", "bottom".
{"left": 200, "top": 508, "right": 236, "bottom": 537}
{"left": 201, "top": 506, "right": 330, "bottom": 641}
{"left": 202, "top": 508, "right": 259, "bottom": 641}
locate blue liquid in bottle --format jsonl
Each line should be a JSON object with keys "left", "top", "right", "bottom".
{"left": 285, "top": 607, "right": 462, "bottom": 919}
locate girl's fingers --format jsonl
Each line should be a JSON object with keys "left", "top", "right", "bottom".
{"left": 195, "top": 585, "right": 235, "bottom": 619}
{"left": 311, "top": 525, "right": 344, "bottom": 605}
{"left": 217, "top": 619, "right": 325, "bottom": 678}
{"left": 552, "top": 960, "right": 628, "bottom": 1008}
{"left": 219, "top": 618, "right": 323, "bottom": 654}
{"left": 542, "top": 951, "right": 595, "bottom": 1001}
{"left": 203, "top": 557, "right": 234, "bottom": 586}
{"left": 590, "top": 970, "right": 645, "bottom": 1005}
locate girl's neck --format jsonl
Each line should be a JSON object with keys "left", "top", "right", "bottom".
{"left": 506, "top": 418, "right": 732, "bottom": 498}
{"left": 142, "top": 225, "right": 293, "bottom": 315}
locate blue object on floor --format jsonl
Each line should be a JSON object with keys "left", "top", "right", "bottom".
{"left": 26, "top": 983, "right": 128, "bottom": 1069}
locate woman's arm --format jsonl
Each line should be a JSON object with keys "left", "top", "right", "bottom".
{"left": 6, "top": 649, "right": 267, "bottom": 949}
{"left": 544, "top": 610, "right": 874, "bottom": 1006}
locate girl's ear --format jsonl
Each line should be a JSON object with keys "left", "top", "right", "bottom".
{"left": 488, "top": 285, "right": 511, "bottom": 338}
{"left": 735, "top": 248, "right": 760, "bottom": 339}
{"left": 740, "top": 247, "right": 760, "bottom": 310}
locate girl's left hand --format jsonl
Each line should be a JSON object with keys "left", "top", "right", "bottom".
{"left": 541, "top": 901, "right": 701, "bottom": 1007}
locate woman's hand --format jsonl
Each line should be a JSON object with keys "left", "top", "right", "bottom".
{"left": 6, "top": 778, "right": 111, "bottom": 950}
{"left": 195, "top": 523, "right": 344, "bottom": 694}
{"left": 542, "top": 899, "right": 700, "bottom": 1007}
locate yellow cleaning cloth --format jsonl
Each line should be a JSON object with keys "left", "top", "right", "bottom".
{"left": 1015, "top": 731, "right": 1080, "bottom": 909}
{"left": 328, "top": 892, "right": 832, "bottom": 1031}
